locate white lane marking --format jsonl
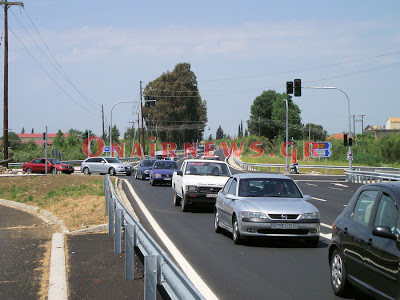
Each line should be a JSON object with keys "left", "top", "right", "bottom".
{"left": 123, "top": 180, "right": 219, "bottom": 300}
{"left": 328, "top": 187, "right": 343, "bottom": 191}
{"left": 306, "top": 183, "right": 318, "bottom": 186}
{"left": 320, "top": 232, "right": 332, "bottom": 240}
{"left": 312, "top": 197, "right": 327, "bottom": 202}
{"left": 321, "top": 223, "right": 332, "bottom": 229}
{"left": 334, "top": 183, "right": 348, "bottom": 188}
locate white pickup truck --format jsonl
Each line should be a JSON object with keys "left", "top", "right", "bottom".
{"left": 172, "top": 159, "right": 232, "bottom": 212}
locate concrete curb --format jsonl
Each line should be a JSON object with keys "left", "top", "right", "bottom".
{"left": 66, "top": 223, "right": 108, "bottom": 235}
{"left": 48, "top": 233, "right": 68, "bottom": 300}
{"left": 0, "top": 199, "right": 69, "bottom": 233}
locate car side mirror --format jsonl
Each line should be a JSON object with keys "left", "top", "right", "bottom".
{"left": 177, "top": 171, "right": 183, "bottom": 176}
{"left": 303, "top": 195, "right": 312, "bottom": 201}
{"left": 226, "top": 194, "right": 236, "bottom": 200}
{"left": 372, "top": 226, "right": 397, "bottom": 240}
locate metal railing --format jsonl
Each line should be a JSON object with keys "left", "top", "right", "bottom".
{"left": 345, "top": 169, "right": 400, "bottom": 183}
{"left": 232, "top": 154, "right": 400, "bottom": 175}
{"left": 103, "top": 175, "right": 205, "bottom": 300}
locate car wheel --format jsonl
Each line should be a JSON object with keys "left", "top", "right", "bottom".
{"left": 83, "top": 167, "right": 90, "bottom": 175}
{"left": 181, "top": 194, "right": 190, "bottom": 212}
{"left": 214, "top": 210, "right": 223, "bottom": 233}
{"left": 305, "top": 237, "right": 319, "bottom": 248}
{"left": 173, "top": 190, "right": 181, "bottom": 206}
{"left": 109, "top": 167, "right": 116, "bottom": 176}
{"left": 330, "top": 249, "right": 352, "bottom": 296}
{"left": 26, "top": 168, "right": 32, "bottom": 174}
{"left": 135, "top": 171, "right": 138, "bottom": 179}
{"left": 126, "top": 172, "right": 132, "bottom": 176}
{"left": 232, "top": 216, "right": 242, "bottom": 244}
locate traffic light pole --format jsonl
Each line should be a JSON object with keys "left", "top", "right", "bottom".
{"left": 283, "top": 97, "right": 289, "bottom": 174}
{"left": 303, "top": 86, "right": 352, "bottom": 172}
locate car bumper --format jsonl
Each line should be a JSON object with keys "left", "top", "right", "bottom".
{"left": 152, "top": 177, "right": 172, "bottom": 184}
{"left": 239, "top": 219, "right": 320, "bottom": 238}
{"left": 186, "top": 192, "right": 219, "bottom": 205}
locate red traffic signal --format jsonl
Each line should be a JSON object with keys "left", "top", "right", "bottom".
{"left": 294, "top": 79, "right": 301, "bottom": 97}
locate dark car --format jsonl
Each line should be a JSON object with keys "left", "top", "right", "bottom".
{"left": 149, "top": 160, "right": 179, "bottom": 186}
{"left": 23, "top": 158, "right": 75, "bottom": 174}
{"left": 135, "top": 159, "right": 156, "bottom": 180}
{"left": 329, "top": 182, "right": 400, "bottom": 299}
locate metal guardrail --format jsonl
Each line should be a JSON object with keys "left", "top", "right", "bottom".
{"left": 232, "top": 154, "right": 400, "bottom": 175}
{"left": 103, "top": 175, "right": 205, "bottom": 300}
{"left": 345, "top": 169, "right": 400, "bottom": 183}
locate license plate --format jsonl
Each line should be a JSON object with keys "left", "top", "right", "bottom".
{"left": 206, "top": 194, "right": 217, "bottom": 198}
{"left": 164, "top": 177, "right": 171, "bottom": 180}
{"left": 272, "top": 223, "right": 298, "bottom": 229}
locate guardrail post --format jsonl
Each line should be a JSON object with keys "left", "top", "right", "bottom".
{"left": 125, "top": 224, "right": 135, "bottom": 280}
{"left": 108, "top": 196, "right": 115, "bottom": 236}
{"left": 145, "top": 255, "right": 158, "bottom": 300}
{"left": 114, "top": 209, "right": 123, "bottom": 254}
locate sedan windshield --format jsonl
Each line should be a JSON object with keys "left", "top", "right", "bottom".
{"left": 48, "top": 159, "right": 62, "bottom": 164}
{"left": 104, "top": 158, "right": 121, "bottom": 163}
{"left": 239, "top": 178, "right": 302, "bottom": 198}
{"left": 185, "top": 162, "right": 230, "bottom": 176}
{"left": 153, "top": 161, "right": 178, "bottom": 169}
{"left": 142, "top": 160, "right": 156, "bottom": 167}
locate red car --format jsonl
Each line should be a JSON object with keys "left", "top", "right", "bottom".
{"left": 23, "top": 158, "right": 75, "bottom": 174}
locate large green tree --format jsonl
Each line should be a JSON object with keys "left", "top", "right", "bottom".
{"left": 143, "top": 63, "right": 207, "bottom": 146}
{"left": 216, "top": 125, "right": 224, "bottom": 140}
{"left": 302, "top": 123, "right": 328, "bottom": 141}
{"left": 247, "top": 90, "right": 302, "bottom": 140}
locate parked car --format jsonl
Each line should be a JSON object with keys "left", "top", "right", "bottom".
{"left": 214, "top": 173, "right": 320, "bottom": 246}
{"left": 135, "top": 159, "right": 156, "bottom": 180}
{"left": 149, "top": 160, "right": 179, "bottom": 186}
{"left": 80, "top": 157, "right": 133, "bottom": 176}
{"left": 329, "top": 182, "right": 400, "bottom": 299}
{"left": 23, "top": 158, "right": 75, "bottom": 174}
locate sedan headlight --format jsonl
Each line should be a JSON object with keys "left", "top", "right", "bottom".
{"left": 241, "top": 211, "right": 268, "bottom": 219}
{"left": 144, "top": 170, "right": 150, "bottom": 174}
{"left": 154, "top": 174, "right": 161, "bottom": 178}
{"left": 186, "top": 185, "right": 197, "bottom": 192}
{"left": 300, "top": 212, "right": 320, "bottom": 220}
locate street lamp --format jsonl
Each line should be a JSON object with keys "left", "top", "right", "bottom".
{"left": 303, "top": 86, "right": 352, "bottom": 171}
{"left": 110, "top": 101, "right": 136, "bottom": 157}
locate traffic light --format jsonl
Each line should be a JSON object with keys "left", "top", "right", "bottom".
{"left": 294, "top": 79, "right": 301, "bottom": 97}
{"left": 343, "top": 133, "right": 348, "bottom": 146}
{"left": 349, "top": 137, "right": 353, "bottom": 147}
{"left": 43, "top": 132, "right": 46, "bottom": 140}
{"left": 286, "top": 81, "right": 293, "bottom": 95}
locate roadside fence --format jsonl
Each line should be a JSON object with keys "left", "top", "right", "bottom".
{"left": 103, "top": 175, "right": 205, "bottom": 300}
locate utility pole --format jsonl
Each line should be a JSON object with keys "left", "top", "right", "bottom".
{"left": 101, "top": 104, "right": 105, "bottom": 141}
{"left": 360, "top": 115, "right": 365, "bottom": 135}
{"left": 140, "top": 81, "right": 145, "bottom": 154}
{"left": 1, "top": 1, "right": 23, "bottom": 167}
{"left": 353, "top": 114, "right": 356, "bottom": 138}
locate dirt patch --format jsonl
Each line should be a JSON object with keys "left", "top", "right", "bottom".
{"left": 0, "top": 175, "right": 109, "bottom": 232}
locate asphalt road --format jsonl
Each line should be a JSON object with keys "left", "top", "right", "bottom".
{"left": 0, "top": 204, "right": 56, "bottom": 300}
{"left": 122, "top": 153, "right": 368, "bottom": 299}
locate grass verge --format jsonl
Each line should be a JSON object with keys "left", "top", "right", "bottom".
{"left": 0, "top": 175, "right": 107, "bottom": 232}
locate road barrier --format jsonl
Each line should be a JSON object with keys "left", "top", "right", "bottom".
{"left": 344, "top": 169, "right": 400, "bottom": 183}
{"left": 103, "top": 175, "right": 205, "bottom": 300}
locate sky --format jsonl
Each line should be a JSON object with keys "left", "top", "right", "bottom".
{"left": 2, "top": 0, "right": 400, "bottom": 141}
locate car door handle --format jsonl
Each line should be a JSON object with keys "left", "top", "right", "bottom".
{"left": 367, "top": 238, "right": 373, "bottom": 246}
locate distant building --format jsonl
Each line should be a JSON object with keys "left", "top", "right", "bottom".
{"left": 326, "top": 133, "right": 345, "bottom": 141}
{"left": 18, "top": 133, "right": 69, "bottom": 146}
{"left": 386, "top": 118, "right": 400, "bottom": 129}
{"left": 364, "top": 120, "right": 400, "bottom": 139}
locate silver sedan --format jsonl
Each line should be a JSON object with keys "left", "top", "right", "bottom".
{"left": 214, "top": 173, "right": 320, "bottom": 246}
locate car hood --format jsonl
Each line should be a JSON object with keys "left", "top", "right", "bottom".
{"left": 184, "top": 175, "right": 229, "bottom": 187}
{"left": 240, "top": 197, "right": 318, "bottom": 214}
{"left": 111, "top": 163, "right": 133, "bottom": 168}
